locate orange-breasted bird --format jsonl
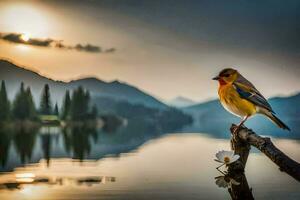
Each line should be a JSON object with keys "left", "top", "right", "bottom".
{"left": 213, "top": 68, "right": 290, "bottom": 132}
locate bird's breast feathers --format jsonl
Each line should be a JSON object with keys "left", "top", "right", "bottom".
{"left": 218, "top": 84, "right": 257, "bottom": 118}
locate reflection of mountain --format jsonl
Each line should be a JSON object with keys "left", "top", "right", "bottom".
{"left": 0, "top": 119, "right": 183, "bottom": 172}
{"left": 183, "top": 94, "right": 300, "bottom": 138}
{"left": 0, "top": 59, "right": 166, "bottom": 109}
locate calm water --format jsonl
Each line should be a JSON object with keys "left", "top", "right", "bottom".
{"left": 0, "top": 126, "right": 299, "bottom": 200}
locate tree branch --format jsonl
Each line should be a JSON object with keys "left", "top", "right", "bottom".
{"left": 230, "top": 124, "right": 300, "bottom": 182}
{"left": 227, "top": 135, "right": 254, "bottom": 200}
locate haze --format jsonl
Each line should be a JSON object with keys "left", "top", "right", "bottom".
{"left": 0, "top": 0, "right": 300, "bottom": 102}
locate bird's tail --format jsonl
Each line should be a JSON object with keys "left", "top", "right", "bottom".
{"left": 263, "top": 111, "right": 291, "bottom": 131}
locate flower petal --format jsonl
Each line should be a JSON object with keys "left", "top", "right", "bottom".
{"left": 222, "top": 150, "right": 229, "bottom": 159}
{"left": 216, "top": 151, "right": 225, "bottom": 162}
{"left": 224, "top": 150, "right": 234, "bottom": 159}
{"left": 229, "top": 154, "right": 240, "bottom": 164}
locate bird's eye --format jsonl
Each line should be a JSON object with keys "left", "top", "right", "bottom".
{"left": 224, "top": 74, "right": 230, "bottom": 77}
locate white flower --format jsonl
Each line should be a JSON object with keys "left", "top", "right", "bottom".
{"left": 215, "top": 175, "right": 240, "bottom": 188}
{"left": 215, "top": 150, "right": 240, "bottom": 165}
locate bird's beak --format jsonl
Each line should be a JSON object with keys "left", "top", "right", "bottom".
{"left": 212, "top": 76, "right": 220, "bottom": 80}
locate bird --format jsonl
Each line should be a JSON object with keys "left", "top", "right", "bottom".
{"left": 212, "top": 68, "right": 290, "bottom": 132}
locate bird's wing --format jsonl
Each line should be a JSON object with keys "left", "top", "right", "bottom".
{"left": 233, "top": 75, "right": 274, "bottom": 113}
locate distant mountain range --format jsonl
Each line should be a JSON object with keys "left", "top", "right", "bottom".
{"left": 0, "top": 59, "right": 167, "bottom": 109}
{"left": 182, "top": 93, "right": 300, "bottom": 138}
{"left": 168, "top": 96, "right": 197, "bottom": 108}
{"left": 1, "top": 59, "right": 299, "bottom": 138}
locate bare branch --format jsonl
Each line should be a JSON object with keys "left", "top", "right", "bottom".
{"left": 230, "top": 124, "right": 300, "bottom": 182}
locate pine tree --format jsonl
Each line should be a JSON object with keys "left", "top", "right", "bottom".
{"left": 83, "top": 90, "right": 90, "bottom": 116}
{"left": 26, "top": 87, "right": 37, "bottom": 120}
{"left": 54, "top": 103, "right": 59, "bottom": 116}
{"left": 70, "top": 86, "right": 91, "bottom": 120}
{"left": 12, "top": 82, "right": 26, "bottom": 120}
{"left": 0, "top": 80, "right": 10, "bottom": 121}
{"left": 91, "top": 104, "right": 98, "bottom": 120}
{"left": 12, "top": 83, "right": 36, "bottom": 120}
{"left": 61, "top": 90, "right": 71, "bottom": 120}
{"left": 39, "top": 84, "right": 52, "bottom": 115}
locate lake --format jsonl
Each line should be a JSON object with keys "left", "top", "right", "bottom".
{"left": 0, "top": 125, "right": 299, "bottom": 200}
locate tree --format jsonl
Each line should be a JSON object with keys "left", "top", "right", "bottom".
{"left": 26, "top": 87, "right": 37, "bottom": 120}
{"left": 13, "top": 82, "right": 27, "bottom": 120}
{"left": 0, "top": 80, "right": 10, "bottom": 121}
{"left": 70, "top": 86, "right": 91, "bottom": 120}
{"left": 61, "top": 90, "right": 71, "bottom": 120}
{"left": 230, "top": 125, "right": 300, "bottom": 181}
{"left": 12, "top": 83, "right": 37, "bottom": 120}
{"left": 91, "top": 104, "right": 98, "bottom": 120}
{"left": 39, "top": 84, "right": 52, "bottom": 115}
{"left": 54, "top": 103, "right": 59, "bottom": 116}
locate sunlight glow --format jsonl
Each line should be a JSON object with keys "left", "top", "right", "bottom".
{"left": 20, "top": 33, "right": 31, "bottom": 42}
{"left": 16, "top": 173, "right": 35, "bottom": 183}
{"left": 0, "top": 3, "right": 51, "bottom": 37}
{"left": 20, "top": 186, "right": 34, "bottom": 195}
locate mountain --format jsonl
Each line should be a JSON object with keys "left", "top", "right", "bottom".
{"left": 182, "top": 94, "right": 300, "bottom": 138}
{"left": 168, "top": 96, "right": 197, "bottom": 108}
{"left": 0, "top": 59, "right": 167, "bottom": 109}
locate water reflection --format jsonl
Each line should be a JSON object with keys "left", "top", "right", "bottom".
{"left": 0, "top": 124, "right": 299, "bottom": 199}
{"left": 13, "top": 125, "right": 39, "bottom": 164}
{"left": 215, "top": 175, "right": 240, "bottom": 188}
{"left": 0, "top": 174, "right": 116, "bottom": 191}
{"left": 0, "top": 125, "right": 11, "bottom": 167}
{"left": 214, "top": 171, "right": 254, "bottom": 200}
{"left": 0, "top": 120, "right": 172, "bottom": 172}
{"left": 62, "top": 124, "right": 98, "bottom": 161}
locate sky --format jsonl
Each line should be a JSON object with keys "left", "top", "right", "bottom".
{"left": 0, "top": 0, "right": 300, "bottom": 102}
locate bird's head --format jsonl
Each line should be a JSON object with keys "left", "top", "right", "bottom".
{"left": 212, "top": 68, "right": 238, "bottom": 85}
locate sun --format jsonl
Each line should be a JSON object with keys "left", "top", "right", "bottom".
{"left": 0, "top": 4, "right": 51, "bottom": 37}
{"left": 20, "top": 33, "right": 31, "bottom": 42}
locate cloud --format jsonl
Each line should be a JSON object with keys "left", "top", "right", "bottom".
{"left": 104, "top": 48, "right": 116, "bottom": 53}
{"left": 0, "top": 32, "right": 116, "bottom": 53}
{"left": 75, "top": 44, "right": 101, "bottom": 53}
{"left": 1, "top": 33, "right": 53, "bottom": 47}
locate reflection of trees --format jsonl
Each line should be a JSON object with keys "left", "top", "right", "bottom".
{"left": 0, "top": 126, "right": 12, "bottom": 167}
{"left": 13, "top": 125, "right": 39, "bottom": 164}
{"left": 227, "top": 171, "right": 254, "bottom": 200}
{"left": 40, "top": 126, "right": 60, "bottom": 167}
{"left": 40, "top": 127, "right": 52, "bottom": 167}
{"left": 62, "top": 124, "right": 97, "bottom": 161}
{"left": 101, "top": 115, "right": 123, "bottom": 133}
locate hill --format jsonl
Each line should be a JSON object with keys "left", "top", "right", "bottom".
{"left": 168, "top": 96, "right": 197, "bottom": 108}
{"left": 0, "top": 59, "right": 167, "bottom": 109}
{"left": 183, "top": 94, "right": 300, "bottom": 138}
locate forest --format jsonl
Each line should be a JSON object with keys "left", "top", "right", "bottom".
{"left": 0, "top": 80, "right": 98, "bottom": 123}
